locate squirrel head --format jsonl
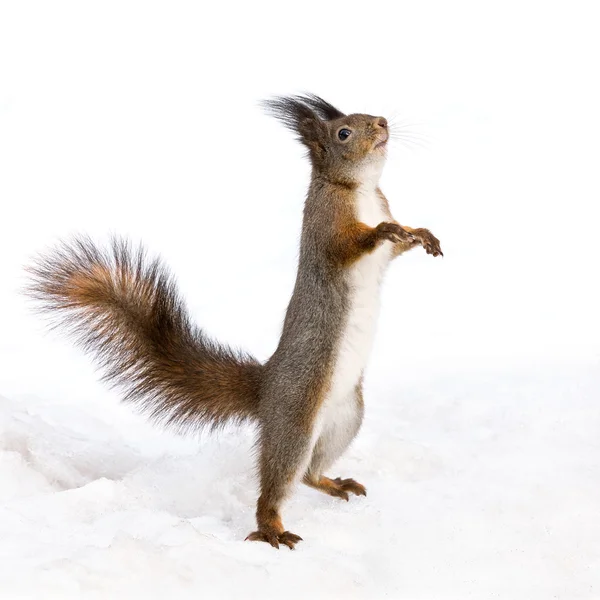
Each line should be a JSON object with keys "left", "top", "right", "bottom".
{"left": 263, "top": 94, "right": 389, "bottom": 187}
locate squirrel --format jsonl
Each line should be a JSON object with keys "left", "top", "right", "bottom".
{"left": 26, "top": 94, "right": 442, "bottom": 550}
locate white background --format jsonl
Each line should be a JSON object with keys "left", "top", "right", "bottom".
{"left": 0, "top": 1, "right": 599, "bottom": 599}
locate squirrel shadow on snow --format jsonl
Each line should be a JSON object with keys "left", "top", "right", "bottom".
{"left": 26, "top": 93, "right": 443, "bottom": 549}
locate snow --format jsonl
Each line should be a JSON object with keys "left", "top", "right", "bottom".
{"left": 1, "top": 366, "right": 599, "bottom": 598}
{"left": 1, "top": 0, "right": 600, "bottom": 598}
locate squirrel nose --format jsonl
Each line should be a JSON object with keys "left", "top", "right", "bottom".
{"left": 376, "top": 117, "right": 388, "bottom": 129}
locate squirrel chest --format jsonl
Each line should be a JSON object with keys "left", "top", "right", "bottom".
{"left": 319, "top": 184, "right": 392, "bottom": 433}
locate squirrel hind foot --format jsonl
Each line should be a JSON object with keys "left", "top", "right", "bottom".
{"left": 246, "top": 530, "right": 303, "bottom": 550}
{"left": 304, "top": 475, "right": 367, "bottom": 500}
{"left": 332, "top": 477, "right": 367, "bottom": 498}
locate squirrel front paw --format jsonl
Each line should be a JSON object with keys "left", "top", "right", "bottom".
{"left": 411, "top": 228, "right": 443, "bottom": 257}
{"left": 375, "top": 222, "right": 415, "bottom": 244}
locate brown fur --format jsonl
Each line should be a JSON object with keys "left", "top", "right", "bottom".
{"left": 321, "top": 189, "right": 415, "bottom": 266}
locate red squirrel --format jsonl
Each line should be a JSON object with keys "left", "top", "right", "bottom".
{"left": 27, "top": 94, "right": 442, "bottom": 549}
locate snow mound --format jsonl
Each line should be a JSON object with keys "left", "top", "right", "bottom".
{"left": 0, "top": 365, "right": 599, "bottom": 599}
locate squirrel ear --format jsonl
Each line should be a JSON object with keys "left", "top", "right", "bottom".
{"left": 298, "top": 117, "right": 325, "bottom": 143}
{"left": 298, "top": 117, "right": 327, "bottom": 159}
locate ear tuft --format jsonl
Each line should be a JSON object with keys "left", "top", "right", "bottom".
{"left": 295, "top": 93, "right": 345, "bottom": 121}
{"left": 262, "top": 93, "right": 345, "bottom": 133}
{"left": 261, "top": 95, "right": 318, "bottom": 135}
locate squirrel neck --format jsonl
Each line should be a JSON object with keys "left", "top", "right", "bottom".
{"left": 310, "top": 159, "right": 385, "bottom": 192}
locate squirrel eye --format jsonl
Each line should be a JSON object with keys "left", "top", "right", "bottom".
{"left": 337, "top": 128, "right": 352, "bottom": 141}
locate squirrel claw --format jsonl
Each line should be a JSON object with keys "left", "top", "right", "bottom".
{"left": 331, "top": 489, "right": 350, "bottom": 501}
{"left": 411, "top": 229, "right": 443, "bottom": 258}
{"left": 333, "top": 477, "right": 367, "bottom": 497}
{"left": 280, "top": 531, "right": 303, "bottom": 549}
{"left": 245, "top": 530, "right": 279, "bottom": 548}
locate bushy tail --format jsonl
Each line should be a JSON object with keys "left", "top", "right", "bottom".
{"left": 26, "top": 236, "right": 263, "bottom": 432}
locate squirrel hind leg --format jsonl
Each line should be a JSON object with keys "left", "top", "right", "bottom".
{"left": 302, "top": 385, "right": 366, "bottom": 500}
{"left": 246, "top": 432, "right": 316, "bottom": 549}
{"left": 302, "top": 394, "right": 366, "bottom": 500}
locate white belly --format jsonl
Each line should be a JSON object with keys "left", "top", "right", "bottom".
{"left": 319, "top": 184, "right": 392, "bottom": 433}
